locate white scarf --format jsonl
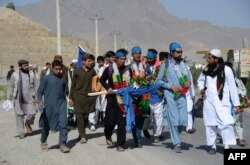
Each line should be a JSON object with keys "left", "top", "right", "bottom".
{"left": 132, "top": 62, "right": 143, "bottom": 76}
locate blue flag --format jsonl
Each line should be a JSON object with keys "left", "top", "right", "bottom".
{"left": 77, "top": 46, "right": 86, "bottom": 68}
{"left": 116, "top": 83, "right": 162, "bottom": 132}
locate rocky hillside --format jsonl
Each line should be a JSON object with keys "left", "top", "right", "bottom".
{"left": 16, "top": 0, "right": 250, "bottom": 61}
{"left": 0, "top": 7, "right": 93, "bottom": 75}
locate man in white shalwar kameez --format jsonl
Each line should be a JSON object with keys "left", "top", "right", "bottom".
{"left": 88, "top": 56, "right": 108, "bottom": 131}
{"left": 185, "top": 67, "right": 195, "bottom": 133}
{"left": 197, "top": 49, "right": 241, "bottom": 155}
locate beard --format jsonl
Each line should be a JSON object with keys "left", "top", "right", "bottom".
{"left": 147, "top": 59, "right": 156, "bottom": 65}
{"left": 173, "top": 56, "right": 183, "bottom": 63}
{"left": 208, "top": 63, "right": 217, "bottom": 70}
{"left": 21, "top": 68, "right": 29, "bottom": 73}
{"left": 87, "top": 63, "right": 95, "bottom": 69}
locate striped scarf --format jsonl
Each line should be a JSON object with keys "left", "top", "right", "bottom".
{"left": 112, "top": 62, "right": 130, "bottom": 112}
{"left": 130, "top": 62, "right": 150, "bottom": 116}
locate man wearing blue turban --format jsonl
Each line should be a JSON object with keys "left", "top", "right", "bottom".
{"left": 127, "top": 46, "right": 147, "bottom": 148}
{"left": 156, "top": 42, "right": 192, "bottom": 153}
{"left": 100, "top": 48, "right": 131, "bottom": 152}
{"left": 143, "top": 48, "right": 165, "bottom": 142}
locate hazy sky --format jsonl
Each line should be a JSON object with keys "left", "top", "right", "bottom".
{"left": 1, "top": 0, "right": 249, "bottom": 28}
{"left": 159, "top": 0, "right": 250, "bottom": 28}
{"left": 0, "top": 0, "right": 39, "bottom": 6}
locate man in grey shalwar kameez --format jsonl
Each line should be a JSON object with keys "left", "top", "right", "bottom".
{"left": 157, "top": 42, "right": 191, "bottom": 153}
{"left": 37, "top": 60, "right": 70, "bottom": 153}
{"left": 9, "top": 59, "right": 37, "bottom": 139}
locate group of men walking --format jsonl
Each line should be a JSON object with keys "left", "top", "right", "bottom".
{"left": 6, "top": 42, "right": 247, "bottom": 154}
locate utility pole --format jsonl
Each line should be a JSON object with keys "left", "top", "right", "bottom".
{"left": 121, "top": 39, "right": 131, "bottom": 64}
{"left": 243, "top": 38, "right": 248, "bottom": 48}
{"left": 121, "top": 39, "right": 129, "bottom": 50}
{"left": 89, "top": 15, "right": 104, "bottom": 58}
{"left": 56, "top": 0, "right": 61, "bottom": 55}
{"left": 110, "top": 32, "right": 121, "bottom": 52}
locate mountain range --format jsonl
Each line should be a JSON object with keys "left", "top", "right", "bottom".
{"left": 0, "top": 7, "right": 91, "bottom": 74}
{"left": 16, "top": 0, "right": 250, "bottom": 61}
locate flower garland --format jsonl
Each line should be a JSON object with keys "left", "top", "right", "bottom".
{"left": 112, "top": 62, "right": 130, "bottom": 112}
{"left": 151, "top": 60, "right": 161, "bottom": 81}
{"left": 129, "top": 63, "right": 149, "bottom": 87}
{"left": 140, "top": 60, "right": 161, "bottom": 85}
{"left": 173, "top": 61, "right": 189, "bottom": 99}
{"left": 129, "top": 62, "right": 151, "bottom": 116}
{"left": 112, "top": 62, "right": 130, "bottom": 89}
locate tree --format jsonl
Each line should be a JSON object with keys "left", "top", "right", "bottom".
{"left": 6, "top": 3, "right": 15, "bottom": 11}
{"left": 189, "top": 65, "right": 202, "bottom": 87}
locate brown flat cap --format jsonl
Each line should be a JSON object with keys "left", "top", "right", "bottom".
{"left": 18, "top": 59, "right": 29, "bottom": 65}
{"left": 54, "top": 55, "right": 63, "bottom": 60}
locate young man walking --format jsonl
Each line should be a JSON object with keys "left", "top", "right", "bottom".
{"left": 37, "top": 60, "right": 70, "bottom": 153}
{"left": 68, "top": 54, "right": 97, "bottom": 144}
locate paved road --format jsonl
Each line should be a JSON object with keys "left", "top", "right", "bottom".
{"left": 0, "top": 102, "right": 249, "bottom": 165}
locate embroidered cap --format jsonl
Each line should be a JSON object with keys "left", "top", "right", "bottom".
{"left": 209, "top": 49, "right": 221, "bottom": 58}
{"left": 209, "top": 49, "right": 222, "bottom": 58}
{"left": 71, "top": 59, "right": 77, "bottom": 63}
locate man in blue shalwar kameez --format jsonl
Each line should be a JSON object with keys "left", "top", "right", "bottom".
{"left": 37, "top": 60, "right": 70, "bottom": 153}
{"left": 157, "top": 42, "right": 191, "bottom": 153}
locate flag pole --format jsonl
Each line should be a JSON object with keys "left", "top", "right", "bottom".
{"left": 78, "top": 44, "right": 84, "bottom": 51}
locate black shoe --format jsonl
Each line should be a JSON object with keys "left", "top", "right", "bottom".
{"left": 134, "top": 142, "right": 143, "bottom": 148}
{"left": 238, "top": 139, "right": 247, "bottom": 147}
{"left": 187, "top": 128, "right": 196, "bottom": 134}
{"left": 208, "top": 147, "right": 216, "bottom": 155}
{"left": 143, "top": 130, "right": 151, "bottom": 139}
{"left": 158, "top": 135, "right": 164, "bottom": 140}
{"left": 106, "top": 139, "right": 115, "bottom": 148}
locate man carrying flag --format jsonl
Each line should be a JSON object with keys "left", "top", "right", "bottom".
{"left": 77, "top": 45, "right": 86, "bottom": 68}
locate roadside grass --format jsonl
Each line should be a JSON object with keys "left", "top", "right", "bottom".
{"left": 0, "top": 85, "right": 7, "bottom": 100}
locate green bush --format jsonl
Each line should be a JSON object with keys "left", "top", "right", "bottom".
{"left": 0, "top": 85, "right": 7, "bottom": 100}
{"left": 189, "top": 65, "right": 202, "bottom": 87}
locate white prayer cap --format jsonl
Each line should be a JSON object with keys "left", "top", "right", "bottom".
{"left": 72, "top": 59, "right": 77, "bottom": 63}
{"left": 29, "top": 64, "right": 33, "bottom": 67}
{"left": 209, "top": 49, "right": 221, "bottom": 58}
